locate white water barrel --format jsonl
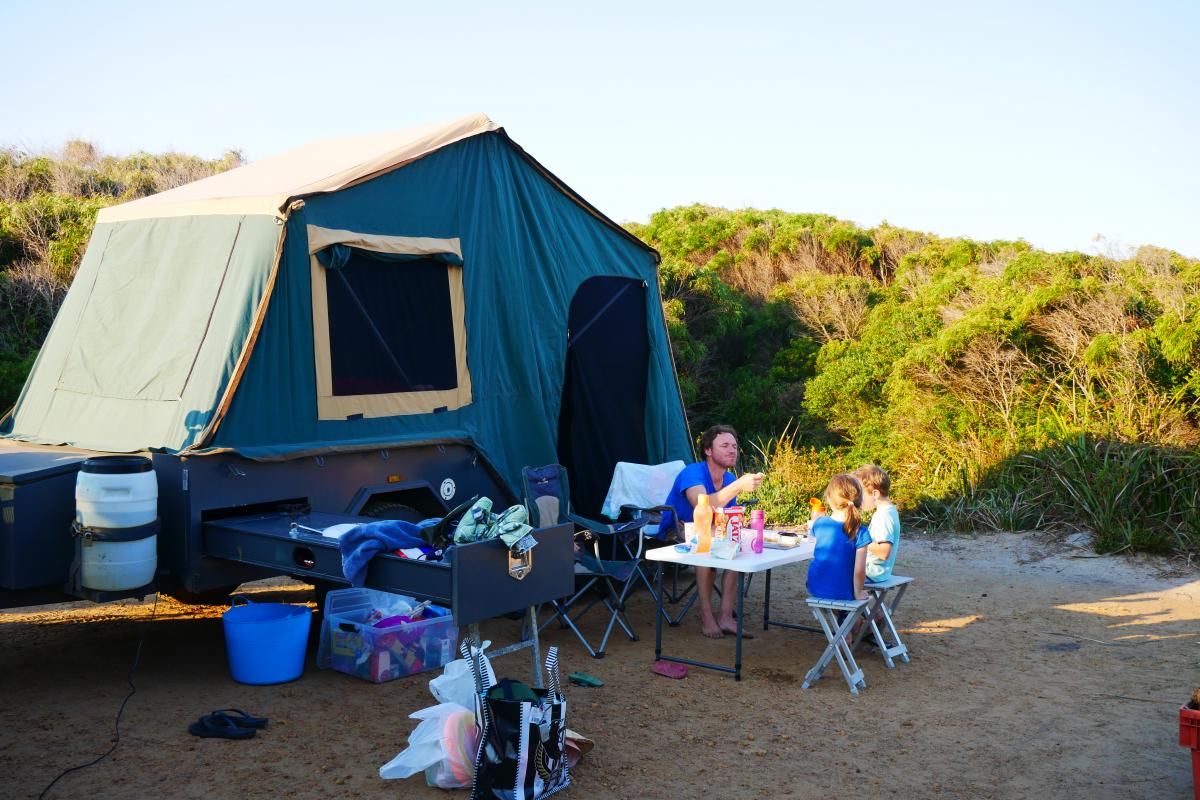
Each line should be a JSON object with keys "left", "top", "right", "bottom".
{"left": 75, "top": 456, "right": 158, "bottom": 591}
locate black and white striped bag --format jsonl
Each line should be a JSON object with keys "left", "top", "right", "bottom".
{"left": 465, "top": 639, "right": 570, "bottom": 800}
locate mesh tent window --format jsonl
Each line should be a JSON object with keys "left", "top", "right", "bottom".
{"left": 308, "top": 227, "right": 472, "bottom": 419}
{"left": 323, "top": 249, "right": 457, "bottom": 396}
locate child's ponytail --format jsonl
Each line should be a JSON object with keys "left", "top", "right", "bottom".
{"left": 843, "top": 501, "right": 862, "bottom": 540}
{"left": 824, "top": 473, "right": 865, "bottom": 541}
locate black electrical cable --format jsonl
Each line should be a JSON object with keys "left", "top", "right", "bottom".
{"left": 38, "top": 594, "right": 158, "bottom": 800}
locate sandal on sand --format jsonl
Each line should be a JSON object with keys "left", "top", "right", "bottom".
{"left": 211, "top": 708, "right": 268, "bottom": 729}
{"left": 651, "top": 660, "right": 688, "bottom": 679}
{"left": 568, "top": 671, "right": 604, "bottom": 688}
{"left": 188, "top": 712, "right": 256, "bottom": 740}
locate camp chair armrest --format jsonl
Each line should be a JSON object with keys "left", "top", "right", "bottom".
{"left": 619, "top": 503, "right": 673, "bottom": 515}
{"left": 568, "top": 512, "right": 642, "bottom": 535}
{"left": 609, "top": 516, "right": 649, "bottom": 535}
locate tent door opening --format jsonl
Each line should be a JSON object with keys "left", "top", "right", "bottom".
{"left": 557, "top": 276, "right": 649, "bottom": 518}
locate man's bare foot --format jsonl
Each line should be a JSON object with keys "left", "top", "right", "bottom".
{"left": 701, "top": 620, "right": 724, "bottom": 639}
{"left": 718, "top": 621, "right": 753, "bottom": 639}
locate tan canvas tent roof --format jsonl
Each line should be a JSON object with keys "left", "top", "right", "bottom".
{"left": 97, "top": 114, "right": 501, "bottom": 223}
{"left": 4, "top": 113, "right": 691, "bottom": 501}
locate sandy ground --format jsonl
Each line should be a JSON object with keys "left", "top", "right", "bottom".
{"left": 2, "top": 531, "right": 1197, "bottom": 800}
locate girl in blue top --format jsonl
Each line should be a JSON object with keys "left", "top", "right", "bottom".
{"left": 806, "top": 474, "right": 872, "bottom": 601}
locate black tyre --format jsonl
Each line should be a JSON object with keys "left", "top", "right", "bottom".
{"left": 362, "top": 499, "right": 426, "bottom": 523}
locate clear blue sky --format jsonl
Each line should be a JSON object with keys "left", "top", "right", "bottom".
{"left": 5, "top": 0, "right": 1198, "bottom": 256}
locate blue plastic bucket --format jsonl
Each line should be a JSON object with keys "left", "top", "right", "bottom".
{"left": 222, "top": 596, "right": 313, "bottom": 685}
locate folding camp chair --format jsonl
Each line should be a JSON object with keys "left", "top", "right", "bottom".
{"left": 601, "top": 460, "right": 693, "bottom": 610}
{"left": 523, "top": 464, "right": 650, "bottom": 658}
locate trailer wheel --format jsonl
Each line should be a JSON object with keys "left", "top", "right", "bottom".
{"left": 362, "top": 499, "right": 426, "bottom": 523}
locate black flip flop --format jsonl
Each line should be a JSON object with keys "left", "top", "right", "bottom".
{"left": 211, "top": 708, "right": 268, "bottom": 729}
{"left": 188, "top": 712, "right": 256, "bottom": 740}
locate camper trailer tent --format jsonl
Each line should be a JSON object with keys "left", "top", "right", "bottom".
{"left": 1, "top": 114, "right": 692, "bottom": 521}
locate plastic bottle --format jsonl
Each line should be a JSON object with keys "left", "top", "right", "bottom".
{"left": 694, "top": 494, "right": 713, "bottom": 553}
{"left": 751, "top": 509, "right": 765, "bottom": 554}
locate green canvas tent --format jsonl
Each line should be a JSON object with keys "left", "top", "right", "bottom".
{"left": 1, "top": 114, "right": 692, "bottom": 514}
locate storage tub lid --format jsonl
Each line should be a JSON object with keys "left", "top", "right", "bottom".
{"left": 81, "top": 455, "right": 153, "bottom": 474}
{"left": 0, "top": 452, "right": 87, "bottom": 484}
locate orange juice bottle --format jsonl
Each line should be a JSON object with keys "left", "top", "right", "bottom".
{"left": 694, "top": 494, "right": 713, "bottom": 553}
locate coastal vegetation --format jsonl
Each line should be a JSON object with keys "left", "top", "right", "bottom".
{"left": 2, "top": 144, "right": 1197, "bottom": 555}
{"left": 631, "top": 206, "right": 1200, "bottom": 556}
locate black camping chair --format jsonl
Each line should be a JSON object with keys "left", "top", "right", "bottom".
{"left": 522, "top": 464, "right": 650, "bottom": 658}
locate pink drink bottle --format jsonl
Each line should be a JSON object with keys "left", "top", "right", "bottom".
{"left": 751, "top": 509, "right": 765, "bottom": 554}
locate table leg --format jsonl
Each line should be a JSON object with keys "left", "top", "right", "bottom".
{"left": 763, "top": 569, "right": 772, "bottom": 631}
{"left": 735, "top": 572, "right": 745, "bottom": 682}
{"left": 655, "top": 562, "right": 664, "bottom": 661}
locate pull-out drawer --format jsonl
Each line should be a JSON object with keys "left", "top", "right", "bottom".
{"left": 202, "top": 510, "right": 573, "bottom": 626}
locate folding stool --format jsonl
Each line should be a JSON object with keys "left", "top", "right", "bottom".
{"left": 801, "top": 596, "right": 871, "bottom": 695}
{"left": 853, "top": 575, "right": 913, "bottom": 669}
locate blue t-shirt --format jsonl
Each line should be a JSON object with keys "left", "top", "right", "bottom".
{"left": 660, "top": 461, "right": 737, "bottom": 538}
{"left": 806, "top": 515, "right": 872, "bottom": 601}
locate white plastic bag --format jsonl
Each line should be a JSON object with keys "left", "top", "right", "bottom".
{"left": 379, "top": 703, "right": 478, "bottom": 788}
{"left": 379, "top": 642, "right": 494, "bottom": 789}
{"left": 429, "top": 639, "right": 495, "bottom": 709}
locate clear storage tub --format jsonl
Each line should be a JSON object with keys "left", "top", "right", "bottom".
{"left": 318, "top": 588, "right": 458, "bottom": 683}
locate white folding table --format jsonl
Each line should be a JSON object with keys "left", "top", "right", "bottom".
{"left": 647, "top": 540, "right": 816, "bottom": 681}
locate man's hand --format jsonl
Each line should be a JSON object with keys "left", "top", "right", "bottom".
{"left": 737, "top": 472, "right": 765, "bottom": 493}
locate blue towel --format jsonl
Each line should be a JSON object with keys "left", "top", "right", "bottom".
{"left": 339, "top": 519, "right": 438, "bottom": 587}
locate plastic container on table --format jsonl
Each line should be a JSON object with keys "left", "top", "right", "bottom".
{"left": 693, "top": 495, "right": 713, "bottom": 553}
{"left": 751, "top": 509, "right": 765, "bottom": 554}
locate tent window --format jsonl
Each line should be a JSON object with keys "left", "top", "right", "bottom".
{"left": 326, "top": 250, "right": 457, "bottom": 396}
{"left": 307, "top": 226, "right": 471, "bottom": 420}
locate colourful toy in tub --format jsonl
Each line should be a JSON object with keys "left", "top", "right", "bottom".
{"left": 329, "top": 602, "right": 457, "bottom": 683}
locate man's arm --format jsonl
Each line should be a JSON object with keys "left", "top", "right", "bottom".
{"left": 683, "top": 472, "right": 764, "bottom": 510}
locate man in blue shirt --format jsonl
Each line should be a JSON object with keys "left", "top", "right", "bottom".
{"left": 662, "top": 425, "right": 765, "bottom": 639}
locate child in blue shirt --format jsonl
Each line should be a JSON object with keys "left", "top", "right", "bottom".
{"left": 806, "top": 474, "right": 871, "bottom": 602}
